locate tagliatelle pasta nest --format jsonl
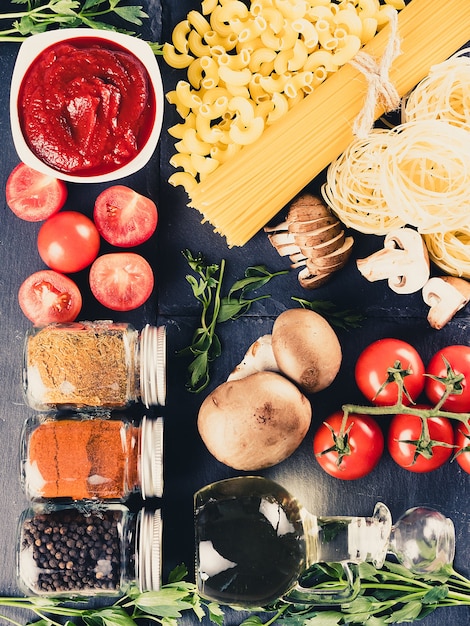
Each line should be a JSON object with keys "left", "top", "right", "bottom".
{"left": 403, "top": 49, "right": 470, "bottom": 129}
{"left": 322, "top": 119, "right": 470, "bottom": 234}
{"left": 424, "top": 229, "right": 470, "bottom": 280}
{"left": 163, "top": 0, "right": 405, "bottom": 190}
{"left": 322, "top": 48, "right": 470, "bottom": 279}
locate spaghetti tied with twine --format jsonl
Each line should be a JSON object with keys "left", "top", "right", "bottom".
{"left": 349, "top": 9, "right": 402, "bottom": 138}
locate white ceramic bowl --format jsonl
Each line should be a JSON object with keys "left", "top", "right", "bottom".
{"left": 10, "top": 29, "right": 164, "bottom": 183}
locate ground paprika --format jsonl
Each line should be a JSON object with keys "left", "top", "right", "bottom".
{"left": 21, "top": 414, "right": 163, "bottom": 500}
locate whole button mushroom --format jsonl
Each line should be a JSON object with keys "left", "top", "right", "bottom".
{"left": 271, "top": 308, "right": 342, "bottom": 394}
{"left": 197, "top": 371, "right": 312, "bottom": 471}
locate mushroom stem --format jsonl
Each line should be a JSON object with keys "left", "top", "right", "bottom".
{"left": 422, "top": 276, "right": 470, "bottom": 330}
{"left": 356, "top": 227, "right": 430, "bottom": 294}
{"left": 228, "top": 334, "right": 279, "bottom": 381}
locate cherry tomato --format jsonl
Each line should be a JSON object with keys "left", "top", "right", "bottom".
{"left": 313, "top": 411, "right": 384, "bottom": 480}
{"left": 93, "top": 185, "right": 158, "bottom": 247}
{"left": 454, "top": 424, "right": 470, "bottom": 473}
{"left": 425, "top": 345, "right": 470, "bottom": 412}
{"left": 6, "top": 163, "right": 67, "bottom": 222}
{"left": 355, "top": 338, "right": 425, "bottom": 406}
{"left": 89, "top": 252, "right": 154, "bottom": 311}
{"left": 37, "top": 211, "right": 100, "bottom": 273}
{"left": 18, "top": 270, "right": 82, "bottom": 325}
{"left": 387, "top": 409, "right": 454, "bottom": 473}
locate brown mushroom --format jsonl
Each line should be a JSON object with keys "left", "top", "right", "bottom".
{"left": 197, "top": 371, "right": 312, "bottom": 470}
{"left": 271, "top": 308, "right": 342, "bottom": 393}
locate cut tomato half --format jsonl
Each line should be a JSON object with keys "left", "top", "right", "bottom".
{"left": 93, "top": 185, "right": 158, "bottom": 247}
{"left": 6, "top": 163, "right": 67, "bottom": 222}
{"left": 89, "top": 252, "right": 154, "bottom": 311}
{"left": 18, "top": 270, "right": 82, "bottom": 325}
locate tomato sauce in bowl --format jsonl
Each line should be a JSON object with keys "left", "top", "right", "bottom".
{"left": 10, "top": 30, "right": 164, "bottom": 183}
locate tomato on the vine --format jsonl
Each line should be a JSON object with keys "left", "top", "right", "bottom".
{"left": 89, "top": 252, "right": 154, "bottom": 311}
{"left": 93, "top": 185, "right": 158, "bottom": 247}
{"left": 313, "top": 411, "right": 384, "bottom": 480}
{"left": 6, "top": 163, "right": 67, "bottom": 222}
{"left": 425, "top": 345, "right": 470, "bottom": 412}
{"left": 355, "top": 338, "right": 425, "bottom": 406}
{"left": 454, "top": 424, "right": 470, "bottom": 473}
{"left": 18, "top": 270, "right": 82, "bottom": 325}
{"left": 387, "top": 409, "right": 454, "bottom": 473}
{"left": 37, "top": 211, "right": 100, "bottom": 273}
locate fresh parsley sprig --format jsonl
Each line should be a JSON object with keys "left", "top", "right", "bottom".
{"left": 260, "top": 561, "right": 470, "bottom": 625}
{"left": 0, "top": 1, "right": 163, "bottom": 52}
{"left": 4, "top": 561, "right": 470, "bottom": 626}
{"left": 180, "top": 249, "right": 288, "bottom": 393}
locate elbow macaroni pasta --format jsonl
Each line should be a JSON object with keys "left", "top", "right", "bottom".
{"left": 164, "top": 0, "right": 404, "bottom": 190}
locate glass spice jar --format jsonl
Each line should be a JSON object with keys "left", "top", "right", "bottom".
{"left": 20, "top": 414, "right": 164, "bottom": 501}
{"left": 23, "top": 321, "right": 166, "bottom": 411}
{"left": 17, "top": 504, "right": 162, "bottom": 597}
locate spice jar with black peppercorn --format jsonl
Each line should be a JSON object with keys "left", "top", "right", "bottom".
{"left": 17, "top": 504, "right": 162, "bottom": 597}
{"left": 20, "top": 414, "right": 164, "bottom": 501}
{"left": 23, "top": 321, "right": 166, "bottom": 411}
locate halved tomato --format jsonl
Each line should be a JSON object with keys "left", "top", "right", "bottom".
{"left": 6, "top": 163, "right": 67, "bottom": 222}
{"left": 93, "top": 185, "right": 158, "bottom": 247}
{"left": 18, "top": 270, "right": 82, "bottom": 325}
{"left": 89, "top": 252, "right": 154, "bottom": 311}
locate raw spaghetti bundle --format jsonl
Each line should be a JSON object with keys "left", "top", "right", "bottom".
{"left": 403, "top": 48, "right": 470, "bottom": 129}
{"left": 322, "top": 119, "right": 470, "bottom": 235}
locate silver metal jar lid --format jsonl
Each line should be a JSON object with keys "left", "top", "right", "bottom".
{"left": 140, "top": 415, "right": 164, "bottom": 499}
{"left": 140, "top": 324, "right": 166, "bottom": 408}
{"left": 137, "top": 508, "right": 162, "bottom": 592}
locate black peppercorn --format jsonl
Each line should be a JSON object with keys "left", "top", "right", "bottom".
{"left": 17, "top": 504, "right": 162, "bottom": 597}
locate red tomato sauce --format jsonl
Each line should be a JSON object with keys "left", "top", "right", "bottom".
{"left": 18, "top": 38, "right": 156, "bottom": 176}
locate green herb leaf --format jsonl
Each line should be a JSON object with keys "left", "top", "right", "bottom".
{"left": 292, "top": 297, "right": 365, "bottom": 330}
{"left": 113, "top": 6, "right": 148, "bottom": 26}
{"left": 385, "top": 600, "right": 423, "bottom": 623}
{"left": 422, "top": 585, "right": 449, "bottom": 604}
{"left": 86, "top": 607, "right": 137, "bottom": 626}
{"left": 133, "top": 590, "right": 194, "bottom": 617}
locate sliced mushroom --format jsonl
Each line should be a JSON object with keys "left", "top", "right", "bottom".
{"left": 265, "top": 193, "right": 353, "bottom": 289}
{"left": 422, "top": 276, "right": 470, "bottom": 329}
{"left": 356, "top": 227, "right": 430, "bottom": 294}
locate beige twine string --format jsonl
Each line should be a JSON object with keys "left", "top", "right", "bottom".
{"left": 350, "top": 10, "right": 402, "bottom": 138}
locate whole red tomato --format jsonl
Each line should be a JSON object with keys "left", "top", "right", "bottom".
{"left": 355, "top": 338, "right": 425, "bottom": 406}
{"left": 37, "top": 211, "right": 100, "bottom": 273}
{"left": 425, "top": 345, "right": 470, "bottom": 412}
{"left": 387, "top": 409, "right": 454, "bottom": 473}
{"left": 313, "top": 411, "right": 384, "bottom": 480}
{"left": 454, "top": 424, "right": 470, "bottom": 473}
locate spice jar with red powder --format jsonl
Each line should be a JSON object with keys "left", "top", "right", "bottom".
{"left": 17, "top": 503, "right": 161, "bottom": 596}
{"left": 20, "top": 414, "right": 164, "bottom": 501}
{"left": 22, "top": 321, "right": 166, "bottom": 411}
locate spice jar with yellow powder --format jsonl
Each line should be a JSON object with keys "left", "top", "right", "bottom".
{"left": 23, "top": 321, "right": 166, "bottom": 411}
{"left": 21, "top": 414, "right": 164, "bottom": 501}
